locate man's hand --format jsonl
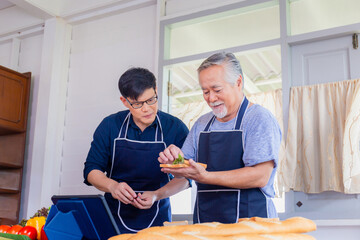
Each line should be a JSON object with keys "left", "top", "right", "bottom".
{"left": 109, "top": 181, "right": 137, "bottom": 204}
{"left": 161, "top": 159, "right": 208, "bottom": 182}
{"left": 131, "top": 191, "right": 157, "bottom": 209}
{"left": 158, "top": 144, "right": 183, "bottom": 164}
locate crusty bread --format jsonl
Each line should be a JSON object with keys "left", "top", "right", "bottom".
{"left": 138, "top": 217, "right": 316, "bottom": 236}
{"left": 160, "top": 160, "right": 207, "bottom": 169}
{"left": 108, "top": 217, "right": 317, "bottom": 240}
{"left": 121, "top": 232, "right": 315, "bottom": 240}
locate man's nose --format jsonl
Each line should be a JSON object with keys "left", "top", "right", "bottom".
{"left": 141, "top": 102, "right": 150, "bottom": 111}
{"left": 209, "top": 91, "right": 217, "bottom": 102}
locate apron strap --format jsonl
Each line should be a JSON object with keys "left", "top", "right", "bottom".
{"left": 155, "top": 114, "right": 163, "bottom": 142}
{"left": 117, "top": 196, "right": 161, "bottom": 232}
{"left": 203, "top": 115, "right": 216, "bottom": 132}
{"left": 119, "top": 112, "right": 131, "bottom": 138}
{"left": 234, "top": 97, "right": 249, "bottom": 130}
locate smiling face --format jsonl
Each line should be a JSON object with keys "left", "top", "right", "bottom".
{"left": 120, "top": 87, "right": 158, "bottom": 131}
{"left": 199, "top": 65, "right": 243, "bottom": 122}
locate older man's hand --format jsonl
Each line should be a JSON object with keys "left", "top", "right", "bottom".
{"left": 158, "top": 144, "right": 183, "bottom": 164}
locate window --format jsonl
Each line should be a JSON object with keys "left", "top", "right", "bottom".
{"left": 164, "top": 1, "right": 280, "bottom": 59}
{"left": 289, "top": 0, "right": 360, "bottom": 35}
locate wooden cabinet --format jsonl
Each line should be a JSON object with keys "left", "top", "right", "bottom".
{"left": 0, "top": 66, "right": 31, "bottom": 135}
{"left": 0, "top": 65, "right": 31, "bottom": 225}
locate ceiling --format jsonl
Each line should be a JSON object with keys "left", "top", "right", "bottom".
{"left": 0, "top": 0, "right": 14, "bottom": 10}
{"left": 0, "top": 0, "right": 156, "bottom": 23}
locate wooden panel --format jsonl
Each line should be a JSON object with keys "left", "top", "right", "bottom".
{"left": 0, "top": 193, "right": 20, "bottom": 225}
{"left": 0, "top": 168, "right": 22, "bottom": 193}
{"left": 0, "top": 65, "right": 31, "bottom": 134}
{"left": 0, "top": 133, "right": 26, "bottom": 168}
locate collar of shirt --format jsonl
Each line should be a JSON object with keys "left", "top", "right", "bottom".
{"left": 128, "top": 114, "right": 158, "bottom": 132}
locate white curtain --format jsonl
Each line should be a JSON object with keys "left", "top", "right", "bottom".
{"left": 283, "top": 79, "right": 360, "bottom": 193}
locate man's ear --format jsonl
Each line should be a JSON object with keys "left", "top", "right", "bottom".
{"left": 120, "top": 96, "right": 129, "bottom": 108}
{"left": 237, "top": 75, "right": 243, "bottom": 88}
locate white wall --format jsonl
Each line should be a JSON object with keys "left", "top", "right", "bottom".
{"left": 18, "top": 33, "right": 44, "bottom": 220}
{"left": 60, "top": 5, "right": 157, "bottom": 194}
{"left": 0, "top": 41, "right": 11, "bottom": 67}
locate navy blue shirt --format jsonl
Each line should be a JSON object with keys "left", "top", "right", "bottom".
{"left": 83, "top": 110, "right": 189, "bottom": 185}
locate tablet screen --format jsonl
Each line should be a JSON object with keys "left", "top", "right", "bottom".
{"left": 51, "top": 194, "right": 120, "bottom": 240}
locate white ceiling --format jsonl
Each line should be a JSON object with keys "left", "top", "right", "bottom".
{"left": 0, "top": 0, "right": 14, "bottom": 10}
{"left": 0, "top": 0, "right": 156, "bottom": 22}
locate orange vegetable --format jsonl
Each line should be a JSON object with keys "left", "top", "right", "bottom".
{"left": 26, "top": 216, "right": 46, "bottom": 240}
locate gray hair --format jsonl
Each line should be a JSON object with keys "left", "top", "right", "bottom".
{"left": 197, "top": 52, "right": 243, "bottom": 88}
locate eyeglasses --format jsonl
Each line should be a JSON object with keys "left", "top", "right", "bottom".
{"left": 125, "top": 94, "right": 158, "bottom": 109}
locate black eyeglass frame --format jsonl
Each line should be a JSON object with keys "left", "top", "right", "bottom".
{"left": 125, "top": 93, "right": 158, "bottom": 109}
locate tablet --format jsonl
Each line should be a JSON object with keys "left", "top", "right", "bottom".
{"left": 51, "top": 194, "right": 120, "bottom": 240}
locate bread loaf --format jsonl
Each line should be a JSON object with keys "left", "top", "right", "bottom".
{"left": 108, "top": 217, "right": 317, "bottom": 240}
{"left": 113, "top": 232, "right": 315, "bottom": 240}
{"left": 138, "top": 217, "right": 316, "bottom": 235}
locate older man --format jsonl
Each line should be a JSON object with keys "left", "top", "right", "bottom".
{"left": 159, "top": 52, "right": 281, "bottom": 223}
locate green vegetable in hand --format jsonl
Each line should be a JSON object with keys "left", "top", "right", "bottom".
{"left": 173, "top": 154, "right": 185, "bottom": 165}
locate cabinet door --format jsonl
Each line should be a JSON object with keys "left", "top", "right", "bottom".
{"left": 0, "top": 133, "right": 26, "bottom": 167}
{"left": 0, "top": 65, "right": 31, "bottom": 134}
{"left": 0, "top": 193, "right": 20, "bottom": 225}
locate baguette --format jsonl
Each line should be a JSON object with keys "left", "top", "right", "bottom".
{"left": 160, "top": 160, "right": 207, "bottom": 169}
{"left": 138, "top": 217, "right": 316, "bottom": 236}
{"left": 109, "top": 217, "right": 317, "bottom": 240}
{"left": 125, "top": 232, "right": 315, "bottom": 240}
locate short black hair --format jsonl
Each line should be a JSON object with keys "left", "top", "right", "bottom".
{"left": 118, "top": 67, "right": 156, "bottom": 100}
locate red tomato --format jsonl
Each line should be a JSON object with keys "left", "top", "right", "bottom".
{"left": 6, "top": 225, "right": 23, "bottom": 234}
{"left": 19, "top": 226, "right": 37, "bottom": 240}
{"left": 40, "top": 225, "right": 48, "bottom": 240}
{"left": 0, "top": 225, "right": 11, "bottom": 233}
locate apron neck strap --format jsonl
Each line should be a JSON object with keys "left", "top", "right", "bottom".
{"left": 204, "top": 115, "right": 216, "bottom": 132}
{"left": 119, "top": 112, "right": 163, "bottom": 142}
{"left": 155, "top": 114, "right": 163, "bottom": 142}
{"left": 234, "top": 97, "right": 248, "bottom": 130}
{"left": 119, "top": 112, "right": 131, "bottom": 138}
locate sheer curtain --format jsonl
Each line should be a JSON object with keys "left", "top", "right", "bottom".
{"left": 283, "top": 79, "right": 360, "bottom": 193}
